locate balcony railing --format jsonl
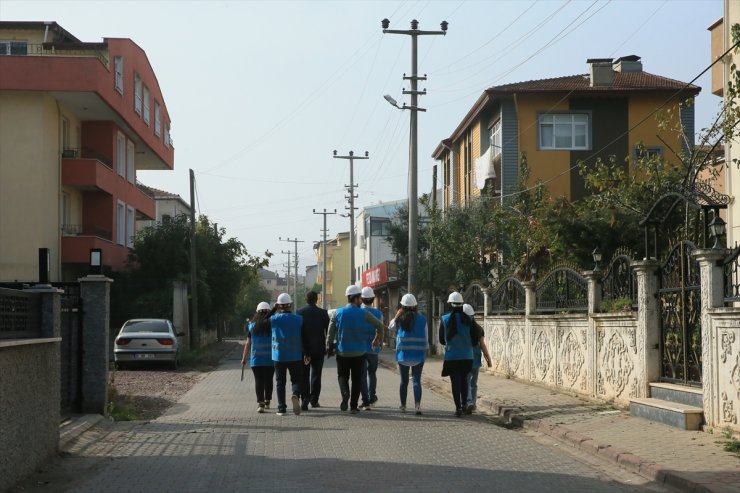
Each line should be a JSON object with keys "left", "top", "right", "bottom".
{"left": 1, "top": 43, "right": 108, "bottom": 67}
{"left": 62, "top": 147, "right": 113, "bottom": 169}
{"left": 61, "top": 224, "right": 112, "bottom": 241}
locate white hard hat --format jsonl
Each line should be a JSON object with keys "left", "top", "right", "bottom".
{"left": 462, "top": 304, "right": 475, "bottom": 317}
{"left": 447, "top": 291, "right": 464, "bottom": 305}
{"left": 345, "top": 285, "right": 362, "bottom": 296}
{"left": 361, "top": 287, "right": 375, "bottom": 298}
{"left": 257, "top": 301, "right": 271, "bottom": 311}
{"left": 276, "top": 293, "right": 292, "bottom": 305}
{"left": 400, "top": 293, "right": 417, "bottom": 307}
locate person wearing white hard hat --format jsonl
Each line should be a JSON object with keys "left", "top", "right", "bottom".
{"left": 326, "top": 285, "right": 384, "bottom": 413}
{"left": 271, "top": 293, "right": 309, "bottom": 416}
{"left": 360, "top": 286, "right": 383, "bottom": 410}
{"left": 463, "top": 304, "right": 492, "bottom": 414}
{"left": 241, "top": 301, "right": 275, "bottom": 413}
{"left": 390, "top": 293, "right": 428, "bottom": 415}
{"left": 439, "top": 291, "right": 483, "bottom": 417}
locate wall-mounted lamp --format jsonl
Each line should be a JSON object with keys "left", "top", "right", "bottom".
{"left": 38, "top": 248, "right": 50, "bottom": 284}
{"left": 709, "top": 215, "right": 726, "bottom": 249}
{"left": 592, "top": 247, "right": 602, "bottom": 272}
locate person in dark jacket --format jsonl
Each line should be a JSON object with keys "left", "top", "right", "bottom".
{"left": 296, "top": 291, "right": 330, "bottom": 410}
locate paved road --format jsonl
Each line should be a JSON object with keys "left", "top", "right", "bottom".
{"left": 13, "top": 347, "right": 672, "bottom": 493}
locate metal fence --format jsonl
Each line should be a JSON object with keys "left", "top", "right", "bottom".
{"left": 489, "top": 276, "right": 525, "bottom": 314}
{"left": 535, "top": 265, "right": 588, "bottom": 313}
{"left": 0, "top": 287, "right": 40, "bottom": 339}
{"left": 724, "top": 245, "right": 740, "bottom": 304}
{"left": 601, "top": 248, "right": 637, "bottom": 306}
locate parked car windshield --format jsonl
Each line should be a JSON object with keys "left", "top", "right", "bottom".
{"left": 121, "top": 320, "right": 170, "bottom": 333}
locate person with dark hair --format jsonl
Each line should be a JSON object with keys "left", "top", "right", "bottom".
{"left": 241, "top": 301, "right": 274, "bottom": 413}
{"left": 297, "top": 290, "right": 330, "bottom": 410}
{"left": 463, "top": 304, "right": 492, "bottom": 414}
{"left": 439, "top": 291, "right": 483, "bottom": 417}
{"left": 326, "top": 285, "right": 384, "bottom": 413}
{"left": 390, "top": 293, "right": 428, "bottom": 415}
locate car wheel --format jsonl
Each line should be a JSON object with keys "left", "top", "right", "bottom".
{"left": 115, "top": 362, "right": 123, "bottom": 371}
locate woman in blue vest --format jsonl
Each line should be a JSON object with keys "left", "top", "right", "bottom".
{"left": 391, "top": 293, "right": 428, "bottom": 415}
{"left": 439, "top": 291, "right": 483, "bottom": 417}
{"left": 241, "top": 301, "right": 274, "bottom": 413}
{"left": 463, "top": 304, "right": 492, "bottom": 414}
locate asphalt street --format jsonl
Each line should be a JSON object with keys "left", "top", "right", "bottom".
{"left": 11, "top": 346, "right": 673, "bottom": 493}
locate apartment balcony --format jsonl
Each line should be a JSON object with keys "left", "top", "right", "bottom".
{"left": 7, "top": 42, "right": 109, "bottom": 67}
{"left": 61, "top": 150, "right": 116, "bottom": 194}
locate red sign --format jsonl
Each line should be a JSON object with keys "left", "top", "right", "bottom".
{"left": 362, "top": 262, "right": 389, "bottom": 287}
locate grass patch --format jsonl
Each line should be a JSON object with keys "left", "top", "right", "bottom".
{"left": 107, "top": 374, "right": 139, "bottom": 421}
{"left": 178, "top": 341, "right": 238, "bottom": 370}
{"left": 724, "top": 439, "right": 740, "bottom": 455}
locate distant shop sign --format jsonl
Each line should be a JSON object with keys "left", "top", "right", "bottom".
{"left": 362, "top": 261, "right": 395, "bottom": 287}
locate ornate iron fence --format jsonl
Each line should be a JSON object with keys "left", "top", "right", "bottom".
{"left": 490, "top": 276, "right": 525, "bottom": 314}
{"left": 0, "top": 287, "right": 40, "bottom": 339}
{"left": 724, "top": 245, "right": 740, "bottom": 304}
{"left": 601, "top": 247, "right": 637, "bottom": 306}
{"left": 536, "top": 265, "right": 588, "bottom": 313}
{"left": 462, "top": 284, "right": 486, "bottom": 312}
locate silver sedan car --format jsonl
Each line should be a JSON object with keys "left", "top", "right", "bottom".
{"left": 114, "top": 318, "right": 184, "bottom": 369}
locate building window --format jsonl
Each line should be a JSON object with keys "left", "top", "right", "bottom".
{"left": 490, "top": 119, "right": 502, "bottom": 159}
{"left": 0, "top": 40, "right": 28, "bottom": 55}
{"left": 116, "top": 132, "right": 126, "bottom": 177}
{"left": 114, "top": 56, "right": 124, "bottom": 93}
{"left": 127, "top": 206, "right": 135, "bottom": 248}
{"left": 61, "top": 192, "right": 70, "bottom": 229}
{"left": 162, "top": 214, "right": 171, "bottom": 224}
{"left": 154, "top": 102, "right": 161, "bottom": 136}
{"left": 370, "top": 219, "right": 391, "bottom": 236}
{"left": 463, "top": 133, "right": 473, "bottom": 202}
{"left": 61, "top": 116, "right": 70, "bottom": 150}
{"left": 134, "top": 74, "right": 142, "bottom": 114}
{"left": 635, "top": 146, "right": 663, "bottom": 161}
{"left": 538, "top": 113, "right": 590, "bottom": 150}
{"left": 164, "top": 123, "right": 171, "bottom": 148}
{"left": 143, "top": 86, "right": 150, "bottom": 125}
{"left": 117, "top": 202, "right": 126, "bottom": 245}
{"left": 127, "top": 140, "right": 135, "bottom": 183}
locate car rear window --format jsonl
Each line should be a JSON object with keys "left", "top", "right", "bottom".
{"left": 121, "top": 320, "right": 169, "bottom": 333}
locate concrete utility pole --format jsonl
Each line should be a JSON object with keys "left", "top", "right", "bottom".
{"left": 189, "top": 169, "right": 199, "bottom": 349}
{"left": 280, "top": 237, "right": 304, "bottom": 302}
{"left": 381, "top": 18, "right": 447, "bottom": 295}
{"left": 313, "top": 208, "right": 337, "bottom": 309}
{"left": 281, "top": 249, "right": 292, "bottom": 299}
{"left": 333, "top": 150, "right": 368, "bottom": 285}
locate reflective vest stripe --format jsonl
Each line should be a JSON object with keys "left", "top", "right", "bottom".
{"left": 396, "top": 314, "right": 427, "bottom": 364}
{"left": 250, "top": 323, "right": 273, "bottom": 367}
{"left": 336, "top": 305, "right": 369, "bottom": 353}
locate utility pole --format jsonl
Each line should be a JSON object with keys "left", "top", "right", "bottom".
{"left": 313, "top": 208, "right": 337, "bottom": 309}
{"left": 281, "top": 249, "right": 292, "bottom": 299}
{"left": 189, "top": 169, "right": 199, "bottom": 349}
{"left": 381, "top": 18, "right": 447, "bottom": 295}
{"left": 280, "top": 237, "right": 304, "bottom": 302}
{"left": 333, "top": 150, "right": 369, "bottom": 285}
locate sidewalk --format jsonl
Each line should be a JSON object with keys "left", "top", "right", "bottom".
{"left": 377, "top": 351, "right": 740, "bottom": 493}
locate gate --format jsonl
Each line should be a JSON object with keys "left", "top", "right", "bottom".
{"left": 56, "top": 282, "right": 83, "bottom": 415}
{"left": 658, "top": 241, "right": 701, "bottom": 385}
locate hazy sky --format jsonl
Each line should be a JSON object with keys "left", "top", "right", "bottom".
{"left": 1, "top": 0, "right": 724, "bottom": 277}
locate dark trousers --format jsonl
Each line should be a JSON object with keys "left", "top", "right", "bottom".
{"left": 449, "top": 369, "right": 469, "bottom": 411}
{"left": 301, "top": 355, "right": 325, "bottom": 404}
{"left": 361, "top": 352, "right": 379, "bottom": 405}
{"left": 274, "top": 360, "right": 303, "bottom": 411}
{"left": 336, "top": 354, "right": 365, "bottom": 410}
{"left": 251, "top": 365, "right": 274, "bottom": 404}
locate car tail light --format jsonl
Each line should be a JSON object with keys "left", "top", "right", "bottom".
{"left": 116, "top": 338, "right": 131, "bottom": 345}
{"left": 157, "top": 338, "right": 174, "bottom": 346}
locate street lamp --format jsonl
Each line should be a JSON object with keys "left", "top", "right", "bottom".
{"left": 530, "top": 264, "right": 538, "bottom": 282}
{"left": 592, "top": 247, "right": 602, "bottom": 272}
{"left": 709, "top": 215, "right": 726, "bottom": 249}
{"left": 89, "top": 248, "right": 103, "bottom": 275}
{"left": 381, "top": 17, "right": 447, "bottom": 295}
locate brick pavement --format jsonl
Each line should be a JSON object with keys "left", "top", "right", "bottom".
{"left": 377, "top": 351, "right": 740, "bottom": 493}
{"left": 12, "top": 344, "right": 670, "bottom": 493}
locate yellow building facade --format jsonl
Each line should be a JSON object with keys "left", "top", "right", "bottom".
{"left": 314, "top": 231, "right": 351, "bottom": 310}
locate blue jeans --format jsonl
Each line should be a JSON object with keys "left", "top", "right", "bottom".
{"left": 361, "top": 353, "right": 379, "bottom": 405}
{"left": 399, "top": 362, "right": 424, "bottom": 406}
{"left": 274, "top": 360, "right": 302, "bottom": 411}
{"left": 467, "top": 367, "right": 480, "bottom": 407}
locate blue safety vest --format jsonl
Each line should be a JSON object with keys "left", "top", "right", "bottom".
{"left": 249, "top": 322, "right": 272, "bottom": 367}
{"left": 441, "top": 312, "right": 473, "bottom": 361}
{"left": 335, "top": 305, "right": 368, "bottom": 354}
{"left": 271, "top": 313, "right": 303, "bottom": 362}
{"left": 362, "top": 306, "right": 383, "bottom": 353}
{"left": 396, "top": 314, "right": 427, "bottom": 364}
{"left": 472, "top": 344, "right": 482, "bottom": 369}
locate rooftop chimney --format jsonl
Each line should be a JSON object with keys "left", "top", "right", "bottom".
{"left": 613, "top": 55, "right": 643, "bottom": 73}
{"left": 587, "top": 58, "right": 613, "bottom": 87}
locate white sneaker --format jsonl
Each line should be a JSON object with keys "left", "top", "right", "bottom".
{"left": 264, "top": 400, "right": 270, "bottom": 409}
{"left": 399, "top": 405, "right": 406, "bottom": 413}
{"left": 257, "top": 403, "right": 265, "bottom": 413}
{"left": 415, "top": 404, "right": 422, "bottom": 415}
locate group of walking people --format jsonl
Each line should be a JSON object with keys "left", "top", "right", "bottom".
{"left": 241, "top": 285, "right": 491, "bottom": 417}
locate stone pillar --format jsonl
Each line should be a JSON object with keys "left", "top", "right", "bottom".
{"left": 631, "top": 260, "right": 661, "bottom": 396}
{"left": 522, "top": 281, "right": 536, "bottom": 316}
{"left": 24, "top": 284, "right": 62, "bottom": 339}
{"left": 483, "top": 288, "right": 490, "bottom": 317}
{"left": 79, "top": 275, "right": 113, "bottom": 415}
{"left": 692, "top": 248, "right": 731, "bottom": 427}
{"left": 582, "top": 270, "right": 603, "bottom": 314}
